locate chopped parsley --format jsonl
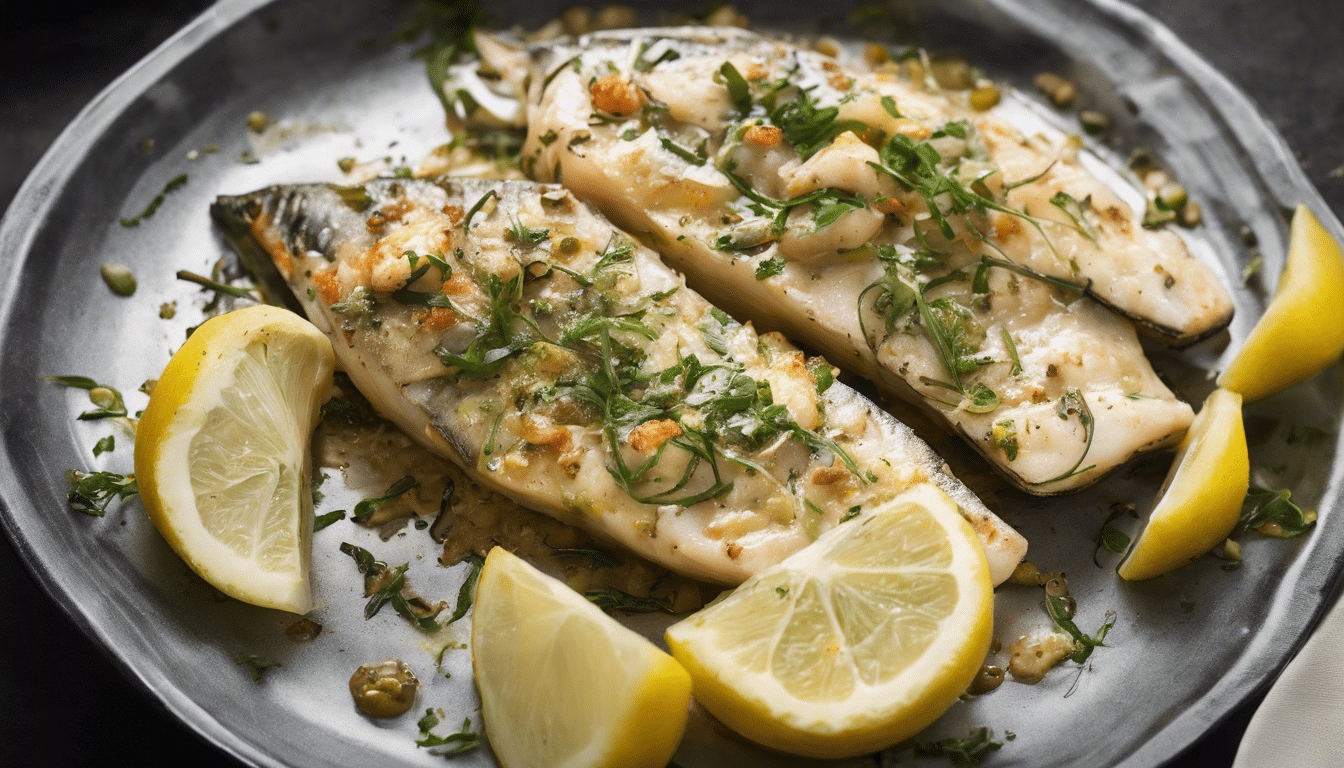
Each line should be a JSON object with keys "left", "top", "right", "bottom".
{"left": 44, "top": 376, "right": 128, "bottom": 420}
{"left": 65, "top": 470, "right": 138, "bottom": 516}
{"left": 234, "top": 653, "right": 281, "bottom": 683}
{"left": 119, "top": 174, "right": 188, "bottom": 227}
{"left": 415, "top": 710, "right": 479, "bottom": 756}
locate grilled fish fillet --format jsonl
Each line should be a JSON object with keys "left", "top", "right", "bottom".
{"left": 484, "top": 27, "right": 1215, "bottom": 494}
{"left": 211, "top": 177, "right": 1026, "bottom": 585}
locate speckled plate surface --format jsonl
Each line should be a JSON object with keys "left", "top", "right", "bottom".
{"left": 0, "top": 1, "right": 1340, "bottom": 766}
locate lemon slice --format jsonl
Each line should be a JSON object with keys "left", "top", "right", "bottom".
{"left": 664, "top": 484, "right": 993, "bottom": 759}
{"left": 1118, "top": 388, "right": 1248, "bottom": 581}
{"left": 1219, "top": 205, "right": 1344, "bottom": 402}
{"left": 471, "top": 547, "right": 692, "bottom": 768}
{"left": 134, "top": 305, "right": 335, "bottom": 614}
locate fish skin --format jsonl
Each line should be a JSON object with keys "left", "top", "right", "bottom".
{"left": 494, "top": 28, "right": 1211, "bottom": 495}
{"left": 211, "top": 176, "right": 1026, "bottom": 585}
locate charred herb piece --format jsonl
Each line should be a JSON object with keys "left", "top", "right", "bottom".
{"left": 585, "top": 587, "right": 675, "bottom": 614}
{"left": 910, "top": 727, "right": 1004, "bottom": 766}
{"left": 447, "top": 554, "right": 485, "bottom": 625}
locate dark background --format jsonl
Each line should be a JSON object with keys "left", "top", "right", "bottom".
{"left": 0, "top": 1, "right": 1339, "bottom": 766}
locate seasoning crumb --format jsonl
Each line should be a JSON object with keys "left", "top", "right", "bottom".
{"left": 1034, "top": 72, "right": 1076, "bottom": 107}
{"left": 159, "top": 301, "right": 177, "bottom": 319}
{"left": 338, "top": 156, "right": 357, "bottom": 173}
{"left": 285, "top": 617, "right": 323, "bottom": 641}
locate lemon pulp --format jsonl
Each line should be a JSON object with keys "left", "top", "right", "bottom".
{"left": 664, "top": 483, "right": 993, "bottom": 759}
{"left": 134, "top": 305, "right": 334, "bottom": 613}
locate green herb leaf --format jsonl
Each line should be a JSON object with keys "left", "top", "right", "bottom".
{"left": 92, "top": 435, "right": 115, "bottom": 457}
{"left": 65, "top": 470, "right": 138, "bottom": 516}
{"left": 911, "top": 727, "right": 1004, "bottom": 766}
{"left": 1049, "top": 191, "right": 1100, "bottom": 242}
{"left": 462, "top": 189, "right": 497, "bottom": 230}
{"left": 352, "top": 475, "right": 418, "bottom": 523}
{"left": 1238, "top": 487, "right": 1317, "bottom": 537}
{"left": 234, "top": 653, "right": 281, "bottom": 683}
{"left": 634, "top": 42, "right": 681, "bottom": 72}
{"left": 1001, "top": 327, "right": 1023, "bottom": 376}
{"left": 545, "top": 540, "right": 623, "bottom": 568}
{"left": 659, "top": 136, "right": 707, "bottom": 166}
{"left": 585, "top": 587, "right": 676, "bottom": 614}
{"left": 1045, "top": 594, "right": 1116, "bottom": 665}
{"left": 504, "top": 218, "right": 550, "bottom": 248}
{"left": 718, "top": 61, "right": 753, "bottom": 116}
{"left": 175, "top": 269, "right": 257, "bottom": 300}
{"left": 992, "top": 420, "right": 1018, "bottom": 461}
{"left": 313, "top": 510, "right": 346, "bottom": 531}
{"left": 930, "top": 120, "right": 969, "bottom": 139}
{"left": 1092, "top": 502, "right": 1136, "bottom": 566}
{"left": 447, "top": 554, "right": 485, "bottom": 625}
{"left": 120, "top": 174, "right": 188, "bottom": 227}
{"left": 415, "top": 711, "right": 480, "bottom": 755}
{"left": 755, "top": 255, "right": 787, "bottom": 280}
{"left": 45, "top": 376, "right": 129, "bottom": 420}
{"left": 1042, "top": 388, "right": 1096, "bottom": 484}
{"left": 880, "top": 94, "right": 902, "bottom": 119}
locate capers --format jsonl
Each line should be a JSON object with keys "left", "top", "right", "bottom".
{"left": 246, "top": 110, "right": 271, "bottom": 133}
{"left": 349, "top": 659, "right": 419, "bottom": 718}
{"left": 968, "top": 664, "right": 1006, "bottom": 694}
{"left": 100, "top": 263, "right": 137, "bottom": 296}
{"left": 559, "top": 236, "right": 581, "bottom": 255}
{"left": 969, "top": 85, "right": 1001, "bottom": 112}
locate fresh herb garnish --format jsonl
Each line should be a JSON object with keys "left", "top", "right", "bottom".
{"left": 659, "top": 136, "right": 707, "bottom": 166}
{"left": 339, "top": 542, "right": 447, "bottom": 632}
{"left": 176, "top": 269, "right": 256, "bottom": 299}
{"left": 545, "top": 539, "right": 623, "bottom": 568}
{"left": 44, "top": 376, "right": 129, "bottom": 420}
{"left": 634, "top": 42, "right": 680, "bottom": 72}
{"left": 768, "top": 86, "right": 867, "bottom": 160}
{"left": 718, "top": 61, "right": 753, "bottom": 117}
{"left": 1093, "top": 502, "right": 1136, "bottom": 566}
{"left": 313, "top": 510, "right": 346, "bottom": 531}
{"left": 755, "top": 255, "right": 787, "bottom": 279}
{"left": 1049, "top": 191, "right": 1100, "bottom": 242}
{"left": 92, "top": 435, "right": 115, "bottom": 457}
{"left": 992, "top": 420, "right": 1019, "bottom": 461}
{"left": 352, "top": 475, "right": 418, "bottom": 523}
{"left": 1041, "top": 388, "right": 1096, "bottom": 483}
{"left": 1001, "top": 328, "right": 1023, "bottom": 376}
{"left": 1046, "top": 594, "right": 1116, "bottom": 665}
{"left": 462, "top": 189, "right": 497, "bottom": 230}
{"left": 585, "top": 587, "right": 675, "bottom": 614}
{"left": 1237, "top": 487, "right": 1317, "bottom": 537}
{"left": 504, "top": 218, "right": 550, "bottom": 248}
{"left": 65, "top": 470, "right": 138, "bottom": 516}
{"left": 910, "top": 727, "right": 1004, "bottom": 766}
{"left": 119, "top": 174, "right": 188, "bottom": 227}
{"left": 446, "top": 554, "right": 485, "bottom": 625}
{"left": 234, "top": 653, "right": 281, "bottom": 683}
{"left": 415, "top": 710, "right": 479, "bottom": 756}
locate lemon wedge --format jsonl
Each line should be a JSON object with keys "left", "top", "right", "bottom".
{"left": 471, "top": 547, "right": 692, "bottom": 768}
{"left": 1219, "top": 205, "right": 1344, "bottom": 401}
{"left": 1118, "top": 388, "right": 1248, "bottom": 581}
{"left": 664, "top": 484, "right": 993, "bottom": 759}
{"left": 134, "top": 305, "right": 335, "bottom": 614}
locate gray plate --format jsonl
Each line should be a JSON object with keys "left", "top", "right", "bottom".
{"left": 0, "top": 0, "right": 1340, "bottom": 766}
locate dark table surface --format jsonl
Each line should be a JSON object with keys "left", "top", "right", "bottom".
{"left": 1, "top": 1, "right": 1340, "bottom": 766}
